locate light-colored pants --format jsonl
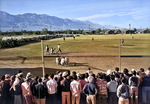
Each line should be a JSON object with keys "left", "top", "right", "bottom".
{"left": 130, "top": 87, "right": 138, "bottom": 104}
{"left": 87, "top": 95, "right": 96, "bottom": 104}
{"left": 62, "top": 92, "right": 70, "bottom": 104}
{"left": 36, "top": 98, "right": 45, "bottom": 104}
{"left": 118, "top": 97, "right": 129, "bottom": 104}
{"left": 72, "top": 95, "right": 80, "bottom": 104}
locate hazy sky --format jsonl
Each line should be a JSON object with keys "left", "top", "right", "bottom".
{"left": 1, "top": 0, "right": 150, "bottom": 29}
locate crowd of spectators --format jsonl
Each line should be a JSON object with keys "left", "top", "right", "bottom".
{"left": 0, "top": 67, "right": 150, "bottom": 104}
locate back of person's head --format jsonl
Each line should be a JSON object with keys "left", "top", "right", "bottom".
{"left": 115, "top": 74, "right": 120, "bottom": 79}
{"left": 45, "top": 74, "right": 49, "bottom": 79}
{"left": 131, "top": 70, "right": 136, "bottom": 76}
{"left": 123, "top": 68, "right": 129, "bottom": 74}
{"left": 88, "top": 68, "right": 91, "bottom": 70}
{"left": 67, "top": 70, "right": 70, "bottom": 76}
{"left": 122, "top": 77, "right": 127, "bottom": 84}
{"left": 92, "top": 74, "right": 95, "bottom": 78}
{"left": 110, "top": 75, "right": 115, "bottom": 80}
{"left": 99, "top": 74, "right": 104, "bottom": 79}
{"left": 140, "top": 68, "right": 145, "bottom": 72}
{"left": 72, "top": 71, "right": 76, "bottom": 76}
{"left": 80, "top": 74, "right": 85, "bottom": 80}
{"left": 115, "top": 67, "right": 119, "bottom": 72}
{"left": 1, "top": 75, "right": 5, "bottom": 80}
{"left": 120, "top": 73, "right": 124, "bottom": 77}
{"left": 148, "top": 67, "right": 150, "bottom": 71}
{"left": 85, "top": 73, "right": 89, "bottom": 78}
{"left": 38, "top": 78, "right": 42, "bottom": 83}
{"left": 50, "top": 73, "right": 54, "bottom": 79}
{"left": 73, "top": 76, "right": 77, "bottom": 80}
{"left": 35, "top": 76, "right": 39, "bottom": 82}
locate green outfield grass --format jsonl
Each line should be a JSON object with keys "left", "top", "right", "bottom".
{"left": 0, "top": 34, "right": 150, "bottom": 57}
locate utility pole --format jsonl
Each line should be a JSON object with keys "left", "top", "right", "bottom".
{"left": 129, "top": 24, "right": 131, "bottom": 34}
{"left": 50, "top": 25, "right": 52, "bottom": 31}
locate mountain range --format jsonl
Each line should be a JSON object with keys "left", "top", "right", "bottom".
{"left": 0, "top": 11, "right": 115, "bottom": 32}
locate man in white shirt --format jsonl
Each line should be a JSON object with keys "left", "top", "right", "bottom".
{"left": 56, "top": 44, "right": 62, "bottom": 53}
{"left": 46, "top": 74, "right": 58, "bottom": 104}
{"left": 70, "top": 76, "right": 82, "bottom": 104}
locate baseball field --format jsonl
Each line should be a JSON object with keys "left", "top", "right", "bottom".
{"left": 0, "top": 34, "right": 150, "bottom": 77}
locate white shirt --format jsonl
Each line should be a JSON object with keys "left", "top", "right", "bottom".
{"left": 61, "top": 58, "right": 65, "bottom": 65}
{"left": 58, "top": 45, "right": 60, "bottom": 49}
{"left": 46, "top": 79, "right": 58, "bottom": 94}
{"left": 70, "top": 80, "right": 81, "bottom": 96}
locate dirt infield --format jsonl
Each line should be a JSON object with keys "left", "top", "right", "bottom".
{"left": 0, "top": 52, "right": 150, "bottom": 77}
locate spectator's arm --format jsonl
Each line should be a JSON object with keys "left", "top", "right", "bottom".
{"left": 128, "top": 77, "right": 132, "bottom": 86}
{"left": 117, "top": 85, "right": 122, "bottom": 97}
{"left": 128, "top": 85, "right": 132, "bottom": 97}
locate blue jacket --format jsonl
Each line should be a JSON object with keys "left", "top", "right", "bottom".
{"left": 141, "top": 76, "right": 150, "bottom": 87}
{"left": 83, "top": 82, "right": 97, "bottom": 95}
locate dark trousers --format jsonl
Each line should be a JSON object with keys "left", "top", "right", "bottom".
{"left": 96, "top": 94, "right": 107, "bottom": 104}
{"left": 108, "top": 92, "right": 118, "bottom": 104}
{"left": 46, "top": 93, "right": 57, "bottom": 104}
{"left": 80, "top": 93, "right": 87, "bottom": 104}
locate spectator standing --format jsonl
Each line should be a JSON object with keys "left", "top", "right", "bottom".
{"left": 117, "top": 78, "right": 132, "bottom": 104}
{"left": 70, "top": 75, "right": 82, "bottom": 104}
{"left": 46, "top": 45, "right": 50, "bottom": 55}
{"left": 61, "top": 72, "right": 71, "bottom": 104}
{"left": 2, "top": 74, "right": 11, "bottom": 104}
{"left": 123, "top": 68, "right": 130, "bottom": 84}
{"left": 129, "top": 70, "right": 139, "bottom": 104}
{"left": 140, "top": 67, "right": 150, "bottom": 104}
{"left": 83, "top": 76, "right": 97, "bottom": 104}
{"left": 115, "top": 67, "right": 120, "bottom": 76}
{"left": 46, "top": 74, "right": 58, "bottom": 104}
{"left": 42, "top": 74, "right": 49, "bottom": 87}
{"left": 35, "top": 78, "right": 46, "bottom": 104}
{"left": 21, "top": 72, "right": 33, "bottom": 104}
{"left": 0, "top": 75, "right": 5, "bottom": 103}
{"left": 13, "top": 77, "right": 22, "bottom": 104}
{"left": 78, "top": 74, "right": 87, "bottom": 104}
{"left": 96, "top": 73, "right": 107, "bottom": 104}
{"left": 107, "top": 75, "right": 118, "bottom": 104}
{"left": 30, "top": 76, "right": 39, "bottom": 104}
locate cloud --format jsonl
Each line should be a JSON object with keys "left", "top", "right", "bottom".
{"left": 76, "top": 8, "right": 150, "bottom": 21}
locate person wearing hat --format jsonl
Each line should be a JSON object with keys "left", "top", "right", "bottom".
{"left": 21, "top": 72, "right": 33, "bottom": 104}
{"left": 61, "top": 71, "right": 71, "bottom": 104}
{"left": 117, "top": 78, "right": 132, "bottom": 104}
{"left": 83, "top": 76, "right": 97, "bottom": 104}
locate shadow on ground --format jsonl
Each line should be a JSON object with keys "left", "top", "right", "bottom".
{"left": 0, "top": 67, "right": 69, "bottom": 77}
